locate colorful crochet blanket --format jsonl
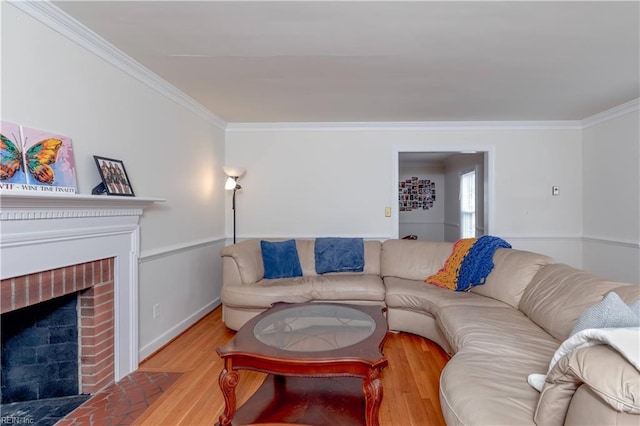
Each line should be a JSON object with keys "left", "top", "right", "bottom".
{"left": 426, "top": 235, "right": 512, "bottom": 291}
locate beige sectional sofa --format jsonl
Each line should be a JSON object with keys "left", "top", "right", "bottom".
{"left": 220, "top": 238, "right": 640, "bottom": 425}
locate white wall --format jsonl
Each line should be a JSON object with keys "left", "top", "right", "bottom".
{"left": 2, "top": 3, "right": 227, "bottom": 360}
{"left": 582, "top": 110, "right": 640, "bottom": 283}
{"left": 398, "top": 163, "right": 444, "bottom": 240}
{"left": 226, "top": 126, "right": 584, "bottom": 266}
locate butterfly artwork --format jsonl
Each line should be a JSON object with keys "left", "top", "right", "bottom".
{"left": 0, "top": 121, "right": 25, "bottom": 184}
{"left": 0, "top": 122, "right": 77, "bottom": 192}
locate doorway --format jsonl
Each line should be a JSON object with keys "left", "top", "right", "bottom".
{"left": 394, "top": 147, "right": 494, "bottom": 242}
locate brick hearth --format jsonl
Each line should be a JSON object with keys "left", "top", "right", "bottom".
{"left": 1, "top": 258, "right": 115, "bottom": 394}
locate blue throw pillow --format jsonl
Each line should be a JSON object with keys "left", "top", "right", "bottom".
{"left": 260, "top": 240, "right": 303, "bottom": 279}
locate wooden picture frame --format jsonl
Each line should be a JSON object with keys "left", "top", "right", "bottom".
{"left": 93, "top": 156, "right": 135, "bottom": 196}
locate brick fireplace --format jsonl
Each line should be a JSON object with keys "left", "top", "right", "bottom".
{"left": 1, "top": 258, "right": 115, "bottom": 398}
{"left": 0, "top": 192, "right": 158, "bottom": 396}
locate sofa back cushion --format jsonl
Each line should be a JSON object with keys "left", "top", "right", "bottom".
{"left": 220, "top": 239, "right": 381, "bottom": 284}
{"left": 470, "top": 248, "right": 554, "bottom": 308}
{"left": 381, "top": 239, "right": 454, "bottom": 281}
{"left": 612, "top": 284, "right": 640, "bottom": 305}
{"left": 519, "top": 263, "right": 624, "bottom": 341}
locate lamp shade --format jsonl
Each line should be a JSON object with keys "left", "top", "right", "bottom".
{"left": 223, "top": 166, "right": 245, "bottom": 178}
{"left": 225, "top": 177, "right": 238, "bottom": 190}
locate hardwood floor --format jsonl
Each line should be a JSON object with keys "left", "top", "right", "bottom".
{"left": 134, "top": 306, "right": 450, "bottom": 425}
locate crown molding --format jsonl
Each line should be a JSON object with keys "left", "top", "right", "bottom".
{"left": 581, "top": 98, "right": 640, "bottom": 129}
{"left": 226, "top": 120, "right": 583, "bottom": 132}
{"left": 10, "top": 0, "right": 227, "bottom": 130}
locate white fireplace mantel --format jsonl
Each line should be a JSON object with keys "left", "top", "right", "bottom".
{"left": 0, "top": 191, "right": 163, "bottom": 381}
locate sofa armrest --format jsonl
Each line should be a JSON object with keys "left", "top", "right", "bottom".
{"left": 534, "top": 345, "right": 640, "bottom": 425}
{"left": 220, "top": 239, "right": 264, "bottom": 285}
{"left": 565, "top": 385, "right": 640, "bottom": 426}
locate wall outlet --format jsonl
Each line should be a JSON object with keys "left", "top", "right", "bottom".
{"left": 153, "top": 304, "right": 160, "bottom": 319}
{"left": 384, "top": 207, "right": 392, "bottom": 217}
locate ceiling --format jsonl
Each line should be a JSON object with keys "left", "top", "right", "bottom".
{"left": 52, "top": 1, "right": 639, "bottom": 124}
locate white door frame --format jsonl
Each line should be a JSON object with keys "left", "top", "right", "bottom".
{"left": 392, "top": 145, "right": 496, "bottom": 239}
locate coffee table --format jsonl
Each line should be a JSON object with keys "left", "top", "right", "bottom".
{"left": 215, "top": 302, "right": 389, "bottom": 426}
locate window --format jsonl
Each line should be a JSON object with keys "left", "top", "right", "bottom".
{"left": 460, "top": 170, "right": 476, "bottom": 238}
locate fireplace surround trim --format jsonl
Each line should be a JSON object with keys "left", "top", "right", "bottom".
{"left": 0, "top": 192, "right": 161, "bottom": 382}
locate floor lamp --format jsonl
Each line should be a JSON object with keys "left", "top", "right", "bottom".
{"left": 223, "top": 167, "right": 245, "bottom": 244}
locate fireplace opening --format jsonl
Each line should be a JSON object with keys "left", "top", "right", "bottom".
{"left": 2, "top": 293, "right": 81, "bottom": 403}
{"left": 1, "top": 293, "right": 91, "bottom": 424}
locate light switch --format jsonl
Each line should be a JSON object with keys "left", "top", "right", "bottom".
{"left": 385, "top": 207, "right": 392, "bottom": 217}
{"left": 552, "top": 186, "right": 560, "bottom": 196}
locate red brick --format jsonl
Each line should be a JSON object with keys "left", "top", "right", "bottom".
{"left": 42, "top": 270, "right": 53, "bottom": 300}
{"left": 1, "top": 278, "right": 13, "bottom": 314}
{"left": 72, "top": 265, "right": 80, "bottom": 292}
{"left": 88, "top": 291, "right": 113, "bottom": 309}
{"left": 92, "top": 310, "right": 114, "bottom": 326}
{"left": 82, "top": 357, "right": 113, "bottom": 379}
{"left": 94, "top": 261, "right": 101, "bottom": 284}
{"left": 81, "top": 334, "right": 97, "bottom": 348}
{"left": 80, "top": 306, "right": 95, "bottom": 318}
{"left": 82, "top": 336, "right": 113, "bottom": 357}
{"left": 91, "top": 282, "right": 114, "bottom": 298}
{"left": 82, "top": 319, "right": 113, "bottom": 339}
{"left": 53, "top": 268, "right": 65, "bottom": 298}
{"left": 64, "top": 266, "right": 75, "bottom": 294}
{"left": 28, "top": 273, "right": 41, "bottom": 306}
{"left": 100, "top": 259, "right": 111, "bottom": 283}
{"left": 13, "top": 276, "right": 27, "bottom": 311}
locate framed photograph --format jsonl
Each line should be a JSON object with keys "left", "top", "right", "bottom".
{"left": 93, "top": 156, "right": 134, "bottom": 196}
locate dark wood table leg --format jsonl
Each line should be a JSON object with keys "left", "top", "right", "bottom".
{"left": 218, "top": 359, "right": 239, "bottom": 426}
{"left": 363, "top": 367, "right": 384, "bottom": 426}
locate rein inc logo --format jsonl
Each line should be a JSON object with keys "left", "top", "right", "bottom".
{"left": 0, "top": 416, "right": 34, "bottom": 424}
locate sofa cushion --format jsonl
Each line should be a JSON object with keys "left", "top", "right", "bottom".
{"left": 222, "top": 274, "right": 385, "bottom": 309}
{"left": 441, "top": 351, "right": 552, "bottom": 426}
{"left": 260, "top": 239, "right": 303, "bottom": 279}
{"left": 221, "top": 277, "right": 314, "bottom": 308}
{"left": 613, "top": 284, "right": 640, "bottom": 305}
{"left": 381, "top": 239, "right": 453, "bottom": 280}
{"left": 384, "top": 277, "right": 507, "bottom": 318}
{"left": 293, "top": 239, "right": 318, "bottom": 276}
{"left": 470, "top": 248, "right": 554, "bottom": 308}
{"left": 437, "top": 304, "right": 559, "bottom": 355}
{"left": 519, "top": 264, "right": 623, "bottom": 341}
{"left": 309, "top": 274, "right": 385, "bottom": 301}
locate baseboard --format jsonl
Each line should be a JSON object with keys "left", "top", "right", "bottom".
{"left": 138, "top": 298, "right": 221, "bottom": 361}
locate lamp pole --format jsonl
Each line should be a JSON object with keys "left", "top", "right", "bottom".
{"left": 232, "top": 185, "right": 237, "bottom": 244}
{"left": 223, "top": 167, "right": 245, "bottom": 245}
